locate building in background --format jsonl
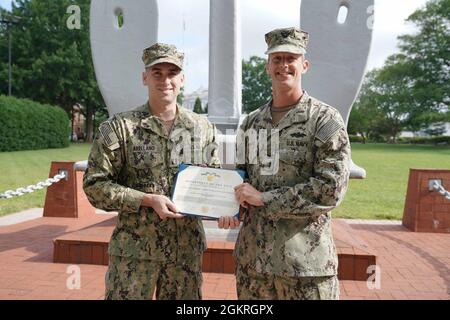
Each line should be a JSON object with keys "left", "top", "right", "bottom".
{"left": 183, "top": 87, "right": 208, "bottom": 112}
{"left": 71, "top": 104, "right": 86, "bottom": 141}
{"left": 401, "top": 123, "right": 450, "bottom": 138}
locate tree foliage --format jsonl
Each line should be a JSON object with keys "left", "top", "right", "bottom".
{"left": 177, "top": 87, "right": 184, "bottom": 106}
{"left": 193, "top": 97, "right": 203, "bottom": 114}
{"left": 0, "top": 95, "right": 70, "bottom": 151}
{"left": 348, "top": 71, "right": 383, "bottom": 143}
{"left": 398, "top": 0, "right": 449, "bottom": 113}
{"left": 349, "top": 0, "right": 449, "bottom": 142}
{"left": 242, "top": 56, "right": 272, "bottom": 114}
{"left": 0, "top": 0, "right": 106, "bottom": 142}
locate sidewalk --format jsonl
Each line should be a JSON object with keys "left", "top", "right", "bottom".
{"left": 0, "top": 208, "right": 44, "bottom": 226}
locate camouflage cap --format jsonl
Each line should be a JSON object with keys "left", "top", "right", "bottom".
{"left": 142, "top": 43, "right": 184, "bottom": 70}
{"left": 265, "top": 27, "right": 309, "bottom": 55}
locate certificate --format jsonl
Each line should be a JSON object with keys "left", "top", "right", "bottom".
{"left": 171, "top": 164, "right": 245, "bottom": 219}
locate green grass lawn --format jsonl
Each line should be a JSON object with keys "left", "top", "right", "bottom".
{"left": 333, "top": 143, "right": 450, "bottom": 220}
{"left": 0, "top": 143, "right": 449, "bottom": 219}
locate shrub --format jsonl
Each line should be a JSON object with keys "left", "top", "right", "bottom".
{"left": 349, "top": 135, "right": 365, "bottom": 143}
{"left": 398, "top": 136, "right": 450, "bottom": 145}
{"left": 0, "top": 95, "right": 70, "bottom": 151}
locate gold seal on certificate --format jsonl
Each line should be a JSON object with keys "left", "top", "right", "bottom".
{"left": 172, "top": 165, "right": 245, "bottom": 219}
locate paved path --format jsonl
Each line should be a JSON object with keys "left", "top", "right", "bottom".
{"left": 0, "top": 208, "right": 44, "bottom": 226}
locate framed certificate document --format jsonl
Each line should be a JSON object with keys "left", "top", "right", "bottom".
{"left": 171, "top": 164, "right": 246, "bottom": 220}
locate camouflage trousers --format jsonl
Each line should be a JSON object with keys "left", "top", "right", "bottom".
{"left": 105, "top": 255, "right": 203, "bottom": 300}
{"left": 236, "top": 267, "right": 339, "bottom": 300}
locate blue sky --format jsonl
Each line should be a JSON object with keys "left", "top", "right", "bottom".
{"left": 0, "top": 0, "right": 430, "bottom": 94}
{"left": 0, "top": 0, "right": 10, "bottom": 11}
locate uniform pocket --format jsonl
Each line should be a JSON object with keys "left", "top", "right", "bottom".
{"left": 279, "top": 140, "right": 307, "bottom": 166}
{"left": 131, "top": 150, "right": 164, "bottom": 169}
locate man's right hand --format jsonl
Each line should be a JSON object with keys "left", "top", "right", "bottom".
{"left": 141, "top": 194, "right": 184, "bottom": 220}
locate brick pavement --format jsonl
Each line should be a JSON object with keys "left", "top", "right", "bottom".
{"left": 0, "top": 215, "right": 448, "bottom": 300}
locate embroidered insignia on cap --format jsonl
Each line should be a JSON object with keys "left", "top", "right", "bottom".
{"left": 316, "top": 119, "right": 343, "bottom": 143}
{"left": 99, "top": 122, "right": 119, "bottom": 149}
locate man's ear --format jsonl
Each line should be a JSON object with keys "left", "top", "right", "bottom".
{"left": 142, "top": 70, "right": 148, "bottom": 85}
{"left": 302, "top": 58, "right": 310, "bottom": 74}
{"left": 265, "top": 63, "right": 270, "bottom": 75}
{"left": 180, "top": 73, "right": 185, "bottom": 88}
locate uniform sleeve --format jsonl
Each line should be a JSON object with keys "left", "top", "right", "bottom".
{"left": 83, "top": 119, "right": 146, "bottom": 214}
{"left": 235, "top": 115, "right": 248, "bottom": 173}
{"left": 204, "top": 122, "right": 221, "bottom": 168}
{"left": 260, "top": 112, "right": 351, "bottom": 220}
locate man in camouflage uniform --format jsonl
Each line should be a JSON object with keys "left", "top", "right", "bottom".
{"left": 83, "top": 43, "right": 220, "bottom": 300}
{"left": 226, "top": 27, "right": 351, "bottom": 299}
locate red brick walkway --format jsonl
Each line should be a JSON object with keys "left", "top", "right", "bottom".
{"left": 0, "top": 216, "right": 448, "bottom": 300}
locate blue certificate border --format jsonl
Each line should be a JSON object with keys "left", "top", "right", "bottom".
{"left": 171, "top": 164, "right": 247, "bottom": 220}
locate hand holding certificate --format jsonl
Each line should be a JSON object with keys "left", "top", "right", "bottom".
{"left": 171, "top": 165, "right": 245, "bottom": 219}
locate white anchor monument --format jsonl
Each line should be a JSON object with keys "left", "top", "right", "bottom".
{"left": 89, "top": 0, "right": 373, "bottom": 178}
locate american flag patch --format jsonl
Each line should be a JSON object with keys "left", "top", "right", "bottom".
{"left": 316, "top": 119, "right": 343, "bottom": 143}
{"left": 99, "top": 122, "right": 119, "bottom": 148}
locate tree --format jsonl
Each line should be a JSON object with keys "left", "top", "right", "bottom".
{"left": 350, "top": 57, "right": 419, "bottom": 143}
{"left": 373, "top": 55, "right": 416, "bottom": 142}
{"left": 193, "top": 97, "right": 203, "bottom": 114}
{"left": 242, "top": 56, "right": 272, "bottom": 114}
{"left": 177, "top": 87, "right": 184, "bottom": 106}
{"left": 0, "top": 0, "right": 107, "bottom": 142}
{"left": 349, "top": 0, "right": 449, "bottom": 142}
{"left": 398, "top": 0, "right": 449, "bottom": 115}
{"left": 348, "top": 71, "right": 382, "bottom": 143}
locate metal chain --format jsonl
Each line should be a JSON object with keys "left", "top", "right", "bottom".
{"left": 433, "top": 181, "right": 450, "bottom": 201}
{"left": 0, "top": 172, "right": 66, "bottom": 199}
